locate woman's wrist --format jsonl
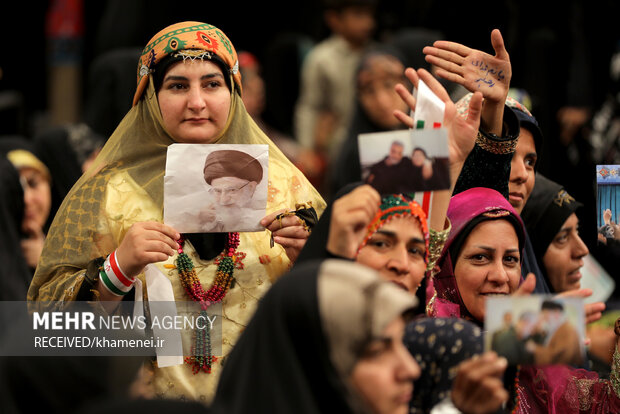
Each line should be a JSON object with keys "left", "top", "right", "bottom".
{"left": 99, "top": 250, "right": 136, "bottom": 297}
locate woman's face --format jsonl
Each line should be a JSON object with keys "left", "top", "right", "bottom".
{"left": 508, "top": 129, "right": 537, "bottom": 213}
{"left": 356, "top": 216, "right": 426, "bottom": 293}
{"left": 453, "top": 219, "right": 521, "bottom": 322}
{"left": 350, "top": 317, "right": 420, "bottom": 414}
{"left": 411, "top": 150, "right": 426, "bottom": 167}
{"left": 20, "top": 167, "right": 52, "bottom": 233}
{"left": 158, "top": 59, "right": 231, "bottom": 144}
{"left": 542, "top": 213, "right": 589, "bottom": 293}
{"left": 358, "top": 57, "right": 407, "bottom": 129}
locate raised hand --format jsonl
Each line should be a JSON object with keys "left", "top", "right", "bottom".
{"left": 394, "top": 68, "right": 483, "bottom": 176}
{"left": 424, "top": 29, "right": 511, "bottom": 105}
{"left": 451, "top": 352, "right": 509, "bottom": 414}
{"left": 325, "top": 185, "right": 381, "bottom": 259}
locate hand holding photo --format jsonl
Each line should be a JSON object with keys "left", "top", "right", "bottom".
{"left": 358, "top": 128, "right": 450, "bottom": 195}
{"left": 164, "top": 144, "right": 268, "bottom": 233}
{"left": 597, "top": 165, "right": 620, "bottom": 245}
{"left": 484, "top": 295, "right": 585, "bottom": 367}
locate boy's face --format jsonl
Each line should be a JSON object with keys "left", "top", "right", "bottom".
{"left": 330, "top": 6, "right": 375, "bottom": 47}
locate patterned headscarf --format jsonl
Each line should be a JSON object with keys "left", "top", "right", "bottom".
{"left": 357, "top": 194, "right": 430, "bottom": 263}
{"left": 133, "top": 21, "right": 242, "bottom": 106}
{"left": 427, "top": 187, "right": 525, "bottom": 322}
{"left": 29, "top": 21, "right": 326, "bottom": 304}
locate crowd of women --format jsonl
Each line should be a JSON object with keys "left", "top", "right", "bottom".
{"left": 1, "top": 12, "right": 620, "bottom": 414}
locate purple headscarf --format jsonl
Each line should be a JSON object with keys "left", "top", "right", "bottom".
{"left": 426, "top": 187, "right": 525, "bottom": 322}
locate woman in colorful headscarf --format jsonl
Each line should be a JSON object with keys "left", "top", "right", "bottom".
{"left": 29, "top": 21, "right": 325, "bottom": 402}
{"left": 428, "top": 187, "right": 620, "bottom": 413}
{"left": 427, "top": 187, "right": 526, "bottom": 321}
{"left": 296, "top": 66, "right": 513, "bottom": 413}
{"left": 212, "top": 258, "right": 420, "bottom": 414}
{"left": 297, "top": 65, "right": 485, "bottom": 284}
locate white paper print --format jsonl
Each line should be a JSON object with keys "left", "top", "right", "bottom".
{"left": 164, "top": 143, "right": 269, "bottom": 233}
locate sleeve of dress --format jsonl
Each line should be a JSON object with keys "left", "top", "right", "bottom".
{"left": 515, "top": 322, "right": 620, "bottom": 413}
{"left": 452, "top": 105, "right": 520, "bottom": 199}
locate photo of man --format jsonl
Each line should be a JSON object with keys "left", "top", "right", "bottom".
{"left": 164, "top": 144, "right": 268, "bottom": 233}
{"left": 200, "top": 149, "right": 264, "bottom": 232}
{"left": 358, "top": 128, "right": 450, "bottom": 195}
{"left": 365, "top": 140, "right": 411, "bottom": 194}
{"left": 485, "top": 295, "right": 585, "bottom": 367}
{"left": 525, "top": 299, "right": 583, "bottom": 366}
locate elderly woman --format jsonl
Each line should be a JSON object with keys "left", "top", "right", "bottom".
{"left": 29, "top": 21, "right": 325, "bottom": 402}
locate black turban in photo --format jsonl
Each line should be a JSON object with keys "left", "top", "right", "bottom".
{"left": 203, "top": 150, "right": 263, "bottom": 185}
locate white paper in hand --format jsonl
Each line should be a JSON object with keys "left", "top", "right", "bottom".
{"left": 412, "top": 79, "right": 446, "bottom": 129}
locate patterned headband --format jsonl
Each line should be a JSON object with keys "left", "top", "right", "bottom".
{"left": 357, "top": 194, "right": 430, "bottom": 263}
{"left": 133, "top": 21, "right": 241, "bottom": 106}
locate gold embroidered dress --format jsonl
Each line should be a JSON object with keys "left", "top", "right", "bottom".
{"left": 28, "top": 21, "right": 325, "bottom": 402}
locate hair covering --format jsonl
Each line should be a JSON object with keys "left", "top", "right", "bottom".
{"left": 203, "top": 149, "right": 263, "bottom": 184}
{"left": 0, "top": 156, "right": 31, "bottom": 300}
{"left": 0, "top": 137, "right": 54, "bottom": 233}
{"left": 427, "top": 187, "right": 525, "bottom": 322}
{"left": 211, "top": 259, "right": 417, "bottom": 414}
{"left": 133, "top": 22, "right": 242, "bottom": 106}
{"left": 28, "top": 21, "right": 325, "bottom": 402}
{"left": 296, "top": 183, "right": 430, "bottom": 271}
{"left": 6, "top": 149, "right": 51, "bottom": 182}
{"left": 329, "top": 47, "right": 408, "bottom": 195}
{"left": 454, "top": 93, "right": 541, "bottom": 158}
{"left": 520, "top": 173, "right": 582, "bottom": 291}
{"left": 357, "top": 194, "right": 429, "bottom": 263}
{"left": 505, "top": 97, "right": 544, "bottom": 161}
{"left": 406, "top": 317, "right": 483, "bottom": 414}
{"left": 32, "top": 124, "right": 104, "bottom": 226}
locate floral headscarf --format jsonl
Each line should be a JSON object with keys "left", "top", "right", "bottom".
{"left": 133, "top": 21, "right": 241, "bottom": 105}
{"left": 358, "top": 194, "right": 430, "bottom": 263}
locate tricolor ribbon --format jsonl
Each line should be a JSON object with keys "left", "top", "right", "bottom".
{"left": 411, "top": 79, "right": 447, "bottom": 225}
{"left": 100, "top": 250, "right": 134, "bottom": 296}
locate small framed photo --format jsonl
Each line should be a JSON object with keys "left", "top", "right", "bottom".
{"left": 164, "top": 143, "right": 268, "bottom": 233}
{"left": 484, "top": 295, "right": 585, "bottom": 367}
{"left": 596, "top": 165, "right": 620, "bottom": 245}
{"left": 358, "top": 128, "right": 450, "bottom": 195}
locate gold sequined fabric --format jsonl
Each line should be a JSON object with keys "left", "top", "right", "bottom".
{"left": 29, "top": 21, "right": 326, "bottom": 403}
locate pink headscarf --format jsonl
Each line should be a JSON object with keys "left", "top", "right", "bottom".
{"left": 426, "top": 187, "right": 525, "bottom": 322}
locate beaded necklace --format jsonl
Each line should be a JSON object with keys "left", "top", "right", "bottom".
{"left": 511, "top": 365, "right": 521, "bottom": 413}
{"left": 176, "top": 232, "right": 241, "bottom": 374}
